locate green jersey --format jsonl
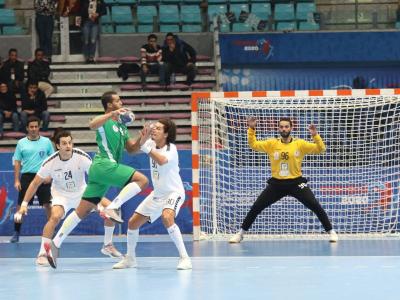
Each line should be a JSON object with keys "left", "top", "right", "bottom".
{"left": 95, "top": 118, "right": 130, "bottom": 163}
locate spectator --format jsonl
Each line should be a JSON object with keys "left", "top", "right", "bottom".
{"left": 78, "top": 0, "right": 107, "bottom": 64}
{"left": 34, "top": 0, "right": 58, "bottom": 62}
{"left": 162, "top": 33, "right": 197, "bottom": 86}
{"left": 20, "top": 81, "right": 50, "bottom": 132}
{"left": 59, "top": 0, "right": 81, "bottom": 17}
{"left": 0, "top": 82, "right": 19, "bottom": 139}
{"left": 1, "top": 48, "right": 25, "bottom": 93}
{"left": 0, "top": 57, "right": 7, "bottom": 83}
{"left": 140, "top": 34, "right": 164, "bottom": 88}
{"left": 28, "top": 48, "right": 54, "bottom": 98}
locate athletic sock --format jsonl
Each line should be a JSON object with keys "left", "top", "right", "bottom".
{"left": 127, "top": 229, "right": 139, "bottom": 257}
{"left": 104, "top": 226, "right": 115, "bottom": 245}
{"left": 167, "top": 224, "right": 189, "bottom": 258}
{"left": 39, "top": 237, "right": 51, "bottom": 255}
{"left": 53, "top": 211, "right": 81, "bottom": 248}
{"left": 107, "top": 182, "right": 141, "bottom": 209}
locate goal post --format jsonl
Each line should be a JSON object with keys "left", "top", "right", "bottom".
{"left": 191, "top": 89, "right": 400, "bottom": 240}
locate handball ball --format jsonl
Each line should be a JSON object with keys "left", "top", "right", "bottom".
{"left": 119, "top": 111, "right": 135, "bottom": 126}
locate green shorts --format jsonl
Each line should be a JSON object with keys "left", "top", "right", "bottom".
{"left": 82, "top": 158, "right": 136, "bottom": 204}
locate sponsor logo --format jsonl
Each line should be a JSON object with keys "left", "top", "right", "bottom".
{"left": 232, "top": 39, "right": 274, "bottom": 61}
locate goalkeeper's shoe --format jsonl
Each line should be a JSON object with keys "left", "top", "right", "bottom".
{"left": 101, "top": 208, "right": 123, "bottom": 224}
{"left": 229, "top": 231, "right": 243, "bottom": 243}
{"left": 177, "top": 257, "right": 192, "bottom": 270}
{"left": 101, "top": 243, "right": 123, "bottom": 258}
{"left": 113, "top": 255, "right": 137, "bottom": 269}
{"left": 329, "top": 230, "right": 339, "bottom": 243}
{"left": 44, "top": 241, "right": 59, "bottom": 269}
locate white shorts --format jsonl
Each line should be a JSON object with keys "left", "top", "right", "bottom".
{"left": 135, "top": 191, "right": 185, "bottom": 223}
{"left": 51, "top": 190, "right": 81, "bottom": 218}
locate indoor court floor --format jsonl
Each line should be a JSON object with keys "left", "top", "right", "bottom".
{"left": 1, "top": 236, "right": 400, "bottom": 300}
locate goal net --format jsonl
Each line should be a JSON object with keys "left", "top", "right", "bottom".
{"left": 192, "top": 91, "right": 400, "bottom": 240}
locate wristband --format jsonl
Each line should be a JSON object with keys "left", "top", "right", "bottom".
{"left": 21, "top": 201, "right": 28, "bottom": 208}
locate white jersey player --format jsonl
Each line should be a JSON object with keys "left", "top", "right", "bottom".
{"left": 113, "top": 119, "right": 192, "bottom": 270}
{"left": 17, "top": 130, "right": 122, "bottom": 266}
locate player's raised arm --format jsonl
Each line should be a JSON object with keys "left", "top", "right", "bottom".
{"left": 300, "top": 124, "right": 326, "bottom": 154}
{"left": 89, "top": 108, "right": 127, "bottom": 130}
{"left": 247, "top": 117, "right": 272, "bottom": 153}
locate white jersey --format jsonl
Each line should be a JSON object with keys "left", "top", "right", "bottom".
{"left": 147, "top": 141, "right": 185, "bottom": 198}
{"left": 37, "top": 148, "right": 92, "bottom": 198}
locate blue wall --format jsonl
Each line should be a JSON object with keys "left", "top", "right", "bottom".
{"left": 0, "top": 151, "right": 193, "bottom": 236}
{"left": 219, "top": 32, "right": 400, "bottom": 91}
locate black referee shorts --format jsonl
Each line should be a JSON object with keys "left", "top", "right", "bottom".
{"left": 18, "top": 173, "right": 51, "bottom": 206}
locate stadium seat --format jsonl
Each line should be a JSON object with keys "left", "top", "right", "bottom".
{"left": 101, "top": 11, "right": 113, "bottom": 24}
{"left": 137, "top": 5, "right": 157, "bottom": 24}
{"left": 396, "top": 21, "right": 400, "bottom": 29}
{"left": 111, "top": 6, "right": 133, "bottom": 24}
{"left": 274, "top": 4, "right": 295, "bottom": 21}
{"left": 137, "top": 24, "right": 154, "bottom": 33}
{"left": 115, "top": 0, "right": 136, "bottom": 4}
{"left": 101, "top": 24, "right": 114, "bottom": 33}
{"left": 296, "top": 2, "right": 316, "bottom": 21}
{"left": 208, "top": 5, "right": 227, "bottom": 21}
{"left": 275, "top": 21, "right": 296, "bottom": 31}
{"left": 251, "top": 3, "right": 271, "bottom": 20}
{"left": 103, "top": 0, "right": 115, "bottom": 5}
{"left": 230, "top": 4, "right": 249, "bottom": 17}
{"left": 182, "top": 0, "right": 202, "bottom": 4}
{"left": 298, "top": 21, "right": 319, "bottom": 30}
{"left": 160, "top": 24, "right": 180, "bottom": 32}
{"left": 0, "top": 9, "right": 16, "bottom": 25}
{"left": 0, "top": 0, "right": 4, "bottom": 7}
{"left": 159, "top": 5, "right": 180, "bottom": 24}
{"left": 219, "top": 23, "right": 230, "bottom": 32}
{"left": 207, "top": 0, "right": 226, "bottom": 4}
{"left": 2, "top": 26, "right": 25, "bottom": 35}
{"left": 232, "top": 22, "right": 252, "bottom": 32}
{"left": 182, "top": 24, "right": 202, "bottom": 32}
{"left": 181, "top": 5, "right": 202, "bottom": 24}
{"left": 115, "top": 24, "right": 136, "bottom": 33}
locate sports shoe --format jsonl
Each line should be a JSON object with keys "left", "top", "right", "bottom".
{"left": 10, "top": 231, "right": 19, "bottom": 243}
{"left": 113, "top": 255, "right": 137, "bottom": 269}
{"left": 101, "top": 208, "right": 123, "bottom": 224}
{"left": 36, "top": 254, "right": 50, "bottom": 266}
{"left": 101, "top": 243, "right": 123, "bottom": 258}
{"left": 177, "top": 257, "right": 192, "bottom": 270}
{"left": 44, "top": 241, "right": 59, "bottom": 269}
{"left": 329, "top": 230, "right": 339, "bottom": 243}
{"left": 229, "top": 231, "right": 243, "bottom": 243}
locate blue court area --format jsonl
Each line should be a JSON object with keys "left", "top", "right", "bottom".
{"left": 1, "top": 236, "right": 400, "bottom": 300}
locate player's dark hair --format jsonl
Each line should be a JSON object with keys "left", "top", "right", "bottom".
{"left": 159, "top": 118, "right": 176, "bottom": 144}
{"left": 101, "top": 91, "right": 118, "bottom": 110}
{"left": 27, "top": 115, "right": 41, "bottom": 127}
{"left": 279, "top": 117, "right": 292, "bottom": 127}
{"left": 54, "top": 130, "right": 72, "bottom": 145}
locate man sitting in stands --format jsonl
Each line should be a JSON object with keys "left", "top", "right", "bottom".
{"left": 28, "top": 48, "right": 54, "bottom": 99}
{"left": 140, "top": 34, "right": 164, "bottom": 88}
{"left": 1, "top": 48, "right": 25, "bottom": 93}
{"left": 0, "top": 82, "right": 19, "bottom": 139}
{"left": 162, "top": 33, "right": 197, "bottom": 87}
{"left": 20, "top": 81, "right": 50, "bottom": 132}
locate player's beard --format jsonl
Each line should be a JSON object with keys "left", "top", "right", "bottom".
{"left": 280, "top": 130, "right": 291, "bottom": 138}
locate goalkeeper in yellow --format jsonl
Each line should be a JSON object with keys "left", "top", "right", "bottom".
{"left": 229, "top": 117, "right": 338, "bottom": 243}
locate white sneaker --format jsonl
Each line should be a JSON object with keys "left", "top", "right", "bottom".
{"left": 101, "top": 208, "right": 123, "bottom": 224}
{"left": 329, "top": 230, "right": 338, "bottom": 243}
{"left": 101, "top": 243, "right": 123, "bottom": 258}
{"left": 177, "top": 257, "right": 192, "bottom": 270}
{"left": 113, "top": 255, "right": 137, "bottom": 269}
{"left": 229, "top": 232, "right": 243, "bottom": 243}
{"left": 36, "top": 254, "right": 50, "bottom": 266}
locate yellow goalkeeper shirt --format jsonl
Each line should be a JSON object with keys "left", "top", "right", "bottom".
{"left": 248, "top": 128, "right": 326, "bottom": 180}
